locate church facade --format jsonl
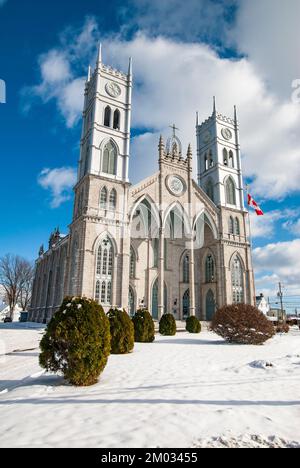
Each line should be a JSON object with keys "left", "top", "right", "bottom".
{"left": 29, "top": 47, "right": 255, "bottom": 324}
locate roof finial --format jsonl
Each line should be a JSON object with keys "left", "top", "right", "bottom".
{"left": 187, "top": 143, "right": 192, "bottom": 159}
{"left": 97, "top": 42, "right": 102, "bottom": 66}
{"left": 196, "top": 111, "right": 199, "bottom": 126}
{"left": 213, "top": 96, "right": 216, "bottom": 115}
{"left": 128, "top": 57, "right": 133, "bottom": 77}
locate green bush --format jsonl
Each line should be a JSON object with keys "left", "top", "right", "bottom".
{"left": 211, "top": 304, "right": 275, "bottom": 345}
{"left": 186, "top": 316, "right": 201, "bottom": 334}
{"left": 132, "top": 309, "right": 155, "bottom": 343}
{"left": 159, "top": 313, "right": 176, "bottom": 336}
{"left": 107, "top": 308, "right": 135, "bottom": 354}
{"left": 39, "top": 297, "right": 111, "bottom": 386}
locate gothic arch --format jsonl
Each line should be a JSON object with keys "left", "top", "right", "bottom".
{"left": 129, "top": 194, "right": 160, "bottom": 228}
{"left": 224, "top": 175, "right": 237, "bottom": 206}
{"left": 99, "top": 138, "right": 119, "bottom": 176}
{"left": 92, "top": 231, "right": 118, "bottom": 257}
{"left": 229, "top": 251, "right": 245, "bottom": 271}
{"left": 163, "top": 201, "right": 191, "bottom": 236}
{"left": 193, "top": 210, "right": 218, "bottom": 239}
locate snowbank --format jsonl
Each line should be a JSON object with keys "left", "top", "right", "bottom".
{"left": 0, "top": 324, "right": 299, "bottom": 448}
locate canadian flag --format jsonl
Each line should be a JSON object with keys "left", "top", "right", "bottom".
{"left": 248, "top": 194, "right": 264, "bottom": 216}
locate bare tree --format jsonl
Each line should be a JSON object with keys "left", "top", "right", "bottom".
{"left": 0, "top": 254, "right": 34, "bottom": 319}
{"left": 19, "top": 263, "right": 35, "bottom": 311}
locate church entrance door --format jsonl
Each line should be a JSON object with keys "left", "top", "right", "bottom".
{"left": 182, "top": 289, "right": 190, "bottom": 318}
{"left": 206, "top": 289, "right": 215, "bottom": 321}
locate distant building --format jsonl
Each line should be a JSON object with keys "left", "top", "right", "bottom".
{"left": 256, "top": 294, "right": 270, "bottom": 315}
{"left": 268, "top": 308, "right": 286, "bottom": 321}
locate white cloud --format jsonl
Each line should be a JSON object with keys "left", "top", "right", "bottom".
{"left": 283, "top": 218, "right": 300, "bottom": 236}
{"left": 253, "top": 239, "right": 300, "bottom": 297}
{"left": 26, "top": 14, "right": 300, "bottom": 198}
{"left": 122, "top": 0, "right": 235, "bottom": 45}
{"left": 103, "top": 34, "right": 300, "bottom": 197}
{"left": 38, "top": 167, "right": 77, "bottom": 208}
{"left": 23, "top": 17, "right": 100, "bottom": 128}
{"left": 233, "top": 0, "right": 300, "bottom": 99}
{"left": 250, "top": 208, "right": 300, "bottom": 239}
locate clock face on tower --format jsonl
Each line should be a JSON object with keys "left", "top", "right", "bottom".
{"left": 221, "top": 127, "right": 232, "bottom": 141}
{"left": 105, "top": 81, "right": 121, "bottom": 98}
{"left": 167, "top": 175, "right": 185, "bottom": 196}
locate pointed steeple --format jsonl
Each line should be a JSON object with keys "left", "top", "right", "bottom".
{"left": 158, "top": 135, "right": 165, "bottom": 160}
{"left": 187, "top": 143, "right": 192, "bottom": 159}
{"left": 96, "top": 42, "right": 102, "bottom": 67}
{"left": 128, "top": 57, "right": 133, "bottom": 78}
{"left": 213, "top": 96, "right": 216, "bottom": 115}
{"left": 196, "top": 111, "right": 199, "bottom": 126}
{"left": 234, "top": 105, "right": 238, "bottom": 124}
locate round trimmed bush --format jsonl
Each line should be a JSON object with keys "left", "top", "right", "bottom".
{"left": 107, "top": 308, "right": 135, "bottom": 354}
{"left": 132, "top": 309, "right": 155, "bottom": 343}
{"left": 211, "top": 304, "right": 275, "bottom": 345}
{"left": 186, "top": 316, "right": 201, "bottom": 334}
{"left": 39, "top": 297, "right": 111, "bottom": 386}
{"left": 159, "top": 313, "right": 176, "bottom": 336}
{"left": 275, "top": 323, "right": 290, "bottom": 334}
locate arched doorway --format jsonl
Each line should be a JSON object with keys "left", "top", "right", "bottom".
{"left": 128, "top": 286, "right": 135, "bottom": 317}
{"left": 182, "top": 289, "right": 190, "bottom": 318}
{"left": 206, "top": 290, "right": 215, "bottom": 321}
{"left": 152, "top": 279, "right": 167, "bottom": 319}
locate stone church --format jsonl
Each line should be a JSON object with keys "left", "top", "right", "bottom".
{"left": 29, "top": 47, "right": 255, "bottom": 323}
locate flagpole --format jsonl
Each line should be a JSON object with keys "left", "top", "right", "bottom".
{"left": 245, "top": 184, "right": 256, "bottom": 305}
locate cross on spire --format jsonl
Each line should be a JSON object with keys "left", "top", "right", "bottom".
{"left": 170, "top": 123, "right": 180, "bottom": 137}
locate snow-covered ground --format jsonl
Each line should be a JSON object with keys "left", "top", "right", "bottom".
{"left": 0, "top": 323, "right": 300, "bottom": 448}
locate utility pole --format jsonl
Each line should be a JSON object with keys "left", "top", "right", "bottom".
{"left": 277, "top": 282, "right": 285, "bottom": 324}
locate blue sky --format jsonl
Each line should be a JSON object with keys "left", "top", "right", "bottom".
{"left": 0, "top": 0, "right": 300, "bottom": 308}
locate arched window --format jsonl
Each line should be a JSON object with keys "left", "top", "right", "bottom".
{"left": 102, "top": 140, "right": 117, "bottom": 175}
{"left": 235, "top": 217, "right": 240, "bottom": 236}
{"left": 204, "top": 154, "right": 208, "bottom": 171}
{"left": 95, "top": 280, "right": 100, "bottom": 302}
{"left": 95, "top": 237, "right": 114, "bottom": 305}
{"left": 226, "top": 178, "right": 236, "bottom": 205}
{"left": 152, "top": 278, "right": 167, "bottom": 319}
{"left": 113, "top": 109, "right": 120, "bottom": 130}
{"left": 223, "top": 148, "right": 228, "bottom": 166}
{"left": 104, "top": 106, "right": 111, "bottom": 127}
{"left": 229, "top": 150, "right": 234, "bottom": 168}
{"left": 130, "top": 246, "right": 136, "bottom": 279}
{"left": 109, "top": 189, "right": 117, "bottom": 211}
{"left": 183, "top": 254, "right": 189, "bottom": 283}
{"left": 205, "top": 254, "right": 215, "bottom": 283}
{"left": 229, "top": 216, "right": 234, "bottom": 234}
{"left": 209, "top": 150, "right": 214, "bottom": 168}
{"left": 100, "top": 187, "right": 108, "bottom": 209}
{"left": 206, "top": 180, "right": 214, "bottom": 202}
{"left": 231, "top": 256, "right": 244, "bottom": 304}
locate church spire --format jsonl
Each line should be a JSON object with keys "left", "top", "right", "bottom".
{"left": 234, "top": 105, "right": 238, "bottom": 124}
{"left": 213, "top": 96, "right": 216, "bottom": 115}
{"left": 196, "top": 111, "right": 199, "bottom": 126}
{"left": 128, "top": 57, "right": 133, "bottom": 78}
{"left": 96, "top": 42, "right": 102, "bottom": 67}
